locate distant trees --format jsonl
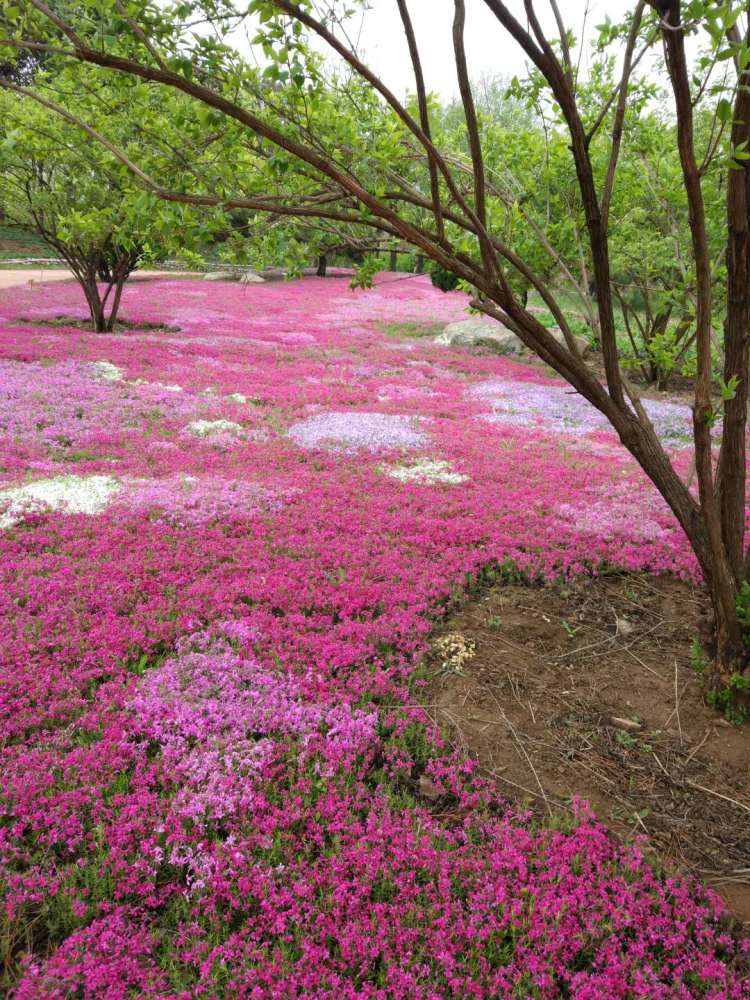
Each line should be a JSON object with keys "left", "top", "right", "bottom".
{"left": 1, "top": 85, "right": 140, "bottom": 329}
{"left": 0, "top": 66, "right": 218, "bottom": 329}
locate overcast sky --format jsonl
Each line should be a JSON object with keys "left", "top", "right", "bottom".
{"left": 333, "top": 1, "right": 636, "bottom": 100}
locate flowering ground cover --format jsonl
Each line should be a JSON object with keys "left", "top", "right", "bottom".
{"left": 0, "top": 273, "right": 748, "bottom": 998}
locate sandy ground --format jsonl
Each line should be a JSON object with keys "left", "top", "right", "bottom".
{"left": 0, "top": 269, "right": 202, "bottom": 290}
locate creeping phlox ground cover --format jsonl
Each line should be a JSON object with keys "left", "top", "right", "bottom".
{"left": 0, "top": 274, "right": 747, "bottom": 999}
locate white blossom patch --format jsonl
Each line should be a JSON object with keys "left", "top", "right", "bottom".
{"left": 152, "top": 382, "right": 183, "bottom": 393}
{"left": 227, "top": 393, "right": 248, "bottom": 403}
{"left": 386, "top": 459, "right": 467, "bottom": 485}
{"left": 187, "top": 419, "right": 244, "bottom": 439}
{"left": 90, "top": 361, "right": 125, "bottom": 382}
{"left": 434, "top": 632, "right": 475, "bottom": 674}
{"left": 129, "top": 379, "right": 183, "bottom": 392}
{"left": 0, "top": 474, "right": 119, "bottom": 528}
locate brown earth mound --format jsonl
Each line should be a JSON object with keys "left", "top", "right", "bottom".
{"left": 423, "top": 572, "right": 750, "bottom": 926}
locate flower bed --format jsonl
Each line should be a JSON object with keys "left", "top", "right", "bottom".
{"left": 0, "top": 274, "right": 747, "bottom": 997}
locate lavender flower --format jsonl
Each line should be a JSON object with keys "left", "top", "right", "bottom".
{"left": 288, "top": 411, "right": 427, "bottom": 452}
{"left": 473, "top": 377, "right": 694, "bottom": 443}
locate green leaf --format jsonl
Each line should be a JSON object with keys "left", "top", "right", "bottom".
{"left": 717, "top": 98, "right": 733, "bottom": 123}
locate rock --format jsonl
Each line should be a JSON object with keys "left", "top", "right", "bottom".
{"left": 435, "top": 318, "right": 524, "bottom": 356}
{"left": 203, "top": 271, "right": 237, "bottom": 282}
{"left": 548, "top": 326, "right": 590, "bottom": 357}
{"left": 435, "top": 318, "right": 591, "bottom": 360}
{"left": 417, "top": 774, "right": 444, "bottom": 802}
{"left": 203, "top": 270, "right": 265, "bottom": 283}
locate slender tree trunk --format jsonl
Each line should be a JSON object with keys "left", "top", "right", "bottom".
{"left": 80, "top": 272, "right": 106, "bottom": 332}
{"left": 389, "top": 249, "right": 398, "bottom": 271}
{"left": 105, "top": 278, "right": 127, "bottom": 331}
{"left": 316, "top": 253, "right": 327, "bottom": 277}
{"left": 651, "top": 0, "right": 746, "bottom": 696}
{"left": 717, "top": 86, "right": 750, "bottom": 588}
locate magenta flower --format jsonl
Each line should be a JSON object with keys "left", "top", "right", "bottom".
{"left": 0, "top": 274, "right": 745, "bottom": 998}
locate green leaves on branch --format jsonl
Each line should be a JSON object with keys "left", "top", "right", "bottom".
{"left": 349, "top": 256, "right": 380, "bottom": 290}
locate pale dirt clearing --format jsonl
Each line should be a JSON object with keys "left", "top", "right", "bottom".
{"left": 0, "top": 269, "right": 202, "bottom": 290}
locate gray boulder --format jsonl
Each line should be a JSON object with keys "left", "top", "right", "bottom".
{"left": 434, "top": 318, "right": 524, "bottom": 356}
{"left": 204, "top": 270, "right": 265, "bottom": 283}
{"left": 548, "top": 326, "right": 590, "bottom": 357}
{"left": 203, "top": 271, "right": 237, "bottom": 282}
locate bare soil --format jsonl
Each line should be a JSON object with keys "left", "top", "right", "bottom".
{"left": 0, "top": 269, "right": 203, "bottom": 290}
{"left": 423, "top": 572, "right": 750, "bottom": 926}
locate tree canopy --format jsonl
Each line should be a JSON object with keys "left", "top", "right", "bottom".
{"left": 0, "top": 61, "right": 224, "bottom": 327}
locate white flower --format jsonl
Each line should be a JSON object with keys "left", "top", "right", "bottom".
{"left": 187, "top": 419, "right": 244, "bottom": 439}
{"left": 0, "top": 475, "right": 119, "bottom": 528}
{"left": 434, "top": 632, "right": 475, "bottom": 673}
{"left": 386, "top": 458, "right": 467, "bottom": 485}
{"left": 90, "top": 361, "right": 124, "bottom": 382}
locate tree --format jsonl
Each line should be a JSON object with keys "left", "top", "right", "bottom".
{"left": 3, "top": 0, "right": 750, "bottom": 711}
{"left": 438, "top": 70, "right": 535, "bottom": 134}
{"left": 0, "top": 63, "right": 221, "bottom": 330}
{"left": 1, "top": 98, "right": 142, "bottom": 331}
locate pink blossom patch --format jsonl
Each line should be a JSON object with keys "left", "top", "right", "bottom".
{"left": 1, "top": 273, "right": 747, "bottom": 997}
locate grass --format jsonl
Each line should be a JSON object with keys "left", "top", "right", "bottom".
{"left": 528, "top": 287, "right": 627, "bottom": 340}
{"left": 0, "top": 225, "right": 58, "bottom": 262}
{"left": 376, "top": 320, "right": 445, "bottom": 339}
{"left": 527, "top": 285, "right": 687, "bottom": 354}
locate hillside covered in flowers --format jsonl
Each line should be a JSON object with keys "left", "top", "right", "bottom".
{"left": 0, "top": 273, "right": 747, "bottom": 998}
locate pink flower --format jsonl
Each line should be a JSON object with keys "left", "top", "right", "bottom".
{"left": 0, "top": 274, "right": 745, "bottom": 998}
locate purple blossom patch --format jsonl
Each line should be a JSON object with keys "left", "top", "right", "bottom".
{"left": 473, "top": 376, "right": 694, "bottom": 443}
{"left": 288, "top": 410, "right": 427, "bottom": 452}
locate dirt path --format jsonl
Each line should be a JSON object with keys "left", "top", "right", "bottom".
{"left": 0, "top": 269, "right": 202, "bottom": 290}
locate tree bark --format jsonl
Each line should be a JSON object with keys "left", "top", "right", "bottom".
{"left": 717, "top": 66, "right": 750, "bottom": 588}
{"left": 105, "top": 277, "right": 126, "bottom": 331}
{"left": 80, "top": 272, "right": 106, "bottom": 332}
{"left": 653, "top": 0, "right": 745, "bottom": 690}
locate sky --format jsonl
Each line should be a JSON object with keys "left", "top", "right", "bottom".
{"left": 332, "top": 1, "right": 636, "bottom": 100}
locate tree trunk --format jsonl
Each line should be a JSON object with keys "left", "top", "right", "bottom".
{"left": 716, "top": 83, "right": 750, "bottom": 587}
{"left": 414, "top": 254, "right": 424, "bottom": 273}
{"left": 389, "top": 249, "right": 398, "bottom": 271}
{"left": 316, "top": 253, "right": 327, "bottom": 277}
{"left": 105, "top": 278, "right": 127, "bottom": 331}
{"left": 705, "top": 591, "right": 748, "bottom": 715}
{"left": 80, "top": 273, "right": 106, "bottom": 332}
{"left": 650, "top": 0, "right": 748, "bottom": 707}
